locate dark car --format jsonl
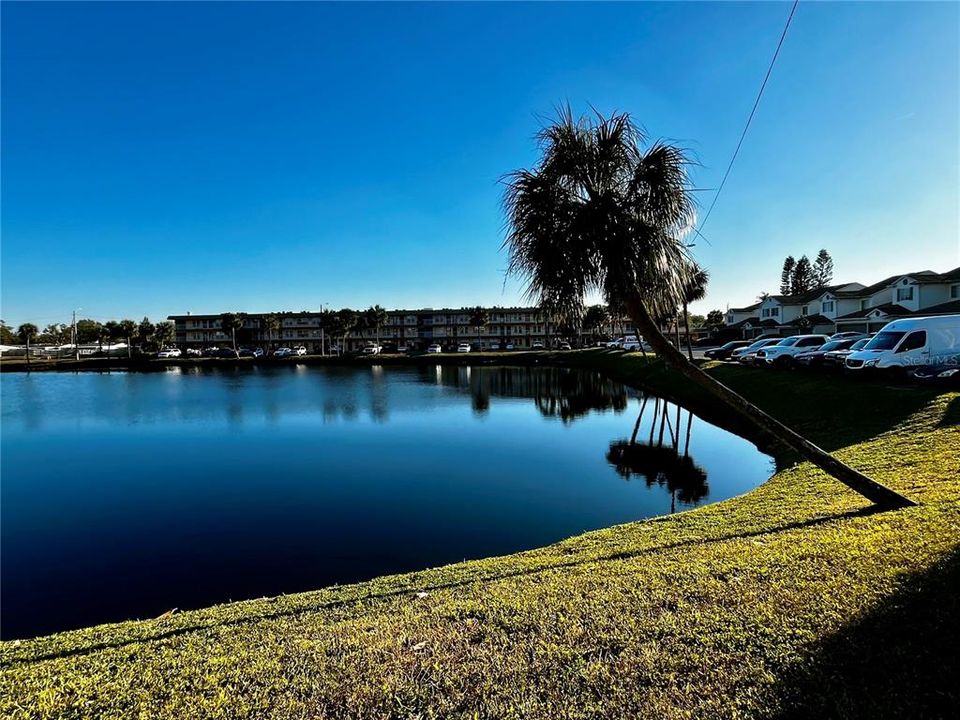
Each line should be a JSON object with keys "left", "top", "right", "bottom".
{"left": 214, "top": 347, "right": 240, "bottom": 359}
{"left": 238, "top": 347, "right": 264, "bottom": 358}
{"left": 822, "top": 337, "right": 872, "bottom": 369}
{"left": 795, "top": 338, "right": 861, "bottom": 369}
{"left": 705, "top": 340, "right": 750, "bottom": 360}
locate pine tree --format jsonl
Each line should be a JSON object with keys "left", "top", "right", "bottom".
{"left": 791, "top": 255, "right": 814, "bottom": 294}
{"left": 813, "top": 249, "right": 834, "bottom": 289}
{"left": 780, "top": 256, "right": 796, "bottom": 294}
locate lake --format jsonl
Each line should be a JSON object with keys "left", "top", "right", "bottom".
{"left": 0, "top": 365, "right": 772, "bottom": 639}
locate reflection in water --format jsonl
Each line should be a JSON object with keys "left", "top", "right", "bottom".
{"left": 424, "top": 365, "right": 629, "bottom": 421}
{"left": 606, "top": 396, "right": 710, "bottom": 513}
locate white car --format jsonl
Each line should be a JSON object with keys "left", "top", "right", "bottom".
{"left": 756, "top": 335, "right": 831, "bottom": 367}
{"left": 846, "top": 315, "right": 960, "bottom": 371}
{"left": 273, "top": 347, "right": 294, "bottom": 357}
{"left": 185, "top": 348, "right": 202, "bottom": 357}
{"left": 426, "top": 343, "right": 442, "bottom": 354}
{"left": 157, "top": 348, "right": 182, "bottom": 358}
{"left": 294, "top": 346, "right": 307, "bottom": 356}
{"left": 558, "top": 342, "right": 572, "bottom": 351}
{"left": 531, "top": 341, "right": 545, "bottom": 350}
{"left": 731, "top": 338, "right": 779, "bottom": 361}
{"left": 362, "top": 344, "right": 382, "bottom": 355}
{"left": 456, "top": 342, "right": 471, "bottom": 353}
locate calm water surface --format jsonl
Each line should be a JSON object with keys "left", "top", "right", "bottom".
{"left": 1, "top": 365, "right": 771, "bottom": 638}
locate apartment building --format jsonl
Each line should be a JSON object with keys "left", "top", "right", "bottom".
{"left": 168, "top": 307, "right": 564, "bottom": 353}
{"left": 725, "top": 267, "right": 960, "bottom": 338}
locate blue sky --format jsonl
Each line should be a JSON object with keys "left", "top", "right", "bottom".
{"left": 2, "top": 1, "right": 957, "bottom": 327}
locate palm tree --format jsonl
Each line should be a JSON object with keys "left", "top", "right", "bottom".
{"left": 364, "top": 305, "right": 388, "bottom": 349}
{"left": 502, "top": 108, "right": 912, "bottom": 509}
{"left": 119, "top": 319, "right": 137, "bottom": 359}
{"left": 583, "top": 305, "right": 609, "bottom": 343}
{"left": 469, "top": 306, "right": 489, "bottom": 349}
{"left": 681, "top": 264, "right": 709, "bottom": 360}
{"left": 335, "top": 309, "right": 358, "bottom": 354}
{"left": 104, "top": 320, "right": 122, "bottom": 357}
{"left": 16, "top": 323, "right": 38, "bottom": 368}
{"left": 138, "top": 317, "right": 156, "bottom": 351}
{"left": 219, "top": 312, "right": 243, "bottom": 352}
{"left": 264, "top": 314, "right": 282, "bottom": 353}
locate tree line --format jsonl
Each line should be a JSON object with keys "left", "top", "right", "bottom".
{"left": 1, "top": 318, "right": 176, "bottom": 357}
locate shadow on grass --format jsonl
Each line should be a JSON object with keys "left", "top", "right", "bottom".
{"left": 936, "top": 393, "right": 960, "bottom": 429}
{"left": 767, "top": 547, "right": 960, "bottom": 719}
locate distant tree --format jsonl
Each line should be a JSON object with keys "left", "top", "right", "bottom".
{"left": 705, "top": 310, "right": 725, "bottom": 330}
{"left": 103, "top": 320, "right": 122, "bottom": 357}
{"left": 813, "top": 249, "right": 834, "bottom": 289}
{"left": 688, "top": 314, "right": 706, "bottom": 328}
{"left": 469, "top": 306, "right": 489, "bottom": 348}
{"left": 756, "top": 291, "right": 770, "bottom": 303}
{"left": 97, "top": 323, "right": 113, "bottom": 356}
{"left": 0, "top": 321, "right": 17, "bottom": 345}
{"left": 791, "top": 255, "right": 814, "bottom": 294}
{"left": 583, "top": 305, "right": 610, "bottom": 340}
{"left": 16, "top": 323, "right": 38, "bottom": 367}
{"left": 119, "top": 319, "right": 137, "bottom": 358}
{"left": 680, "top": 264, "right": 709, "bottom": 360}
{"left": 780, "top": 256, "right": 796, "bottom": 294}
{"left": 153, "top": 321, "right": 175, "bottom": 349}
{"left": 39, "top": 323, "right": 68, "bottom": 344}
{"left": 137, "top": 318, "right": 156, "bottom": 350}
{"left": 329, "top": 309, "right": 357, "bottom": 353}
{"left": 76, "top": 319, "right": 101, "bottom": 344}
{"left": 364, "top": 305, "right": 388, "bottom": 349}
{"left": 219, "top": 312, "right": 243, "bottom": 351}
{"left": 264, "top": 314, "right": 282, "bottom": 352}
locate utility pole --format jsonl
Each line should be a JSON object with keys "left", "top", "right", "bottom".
{"left": 72, "top": 309, "right": 80, "bottom": 361}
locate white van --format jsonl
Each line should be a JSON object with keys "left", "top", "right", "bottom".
{"left": 845, "top": 315, "right": 960, "bottom": 371}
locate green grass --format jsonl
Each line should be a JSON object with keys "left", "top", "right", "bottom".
{"left": 1, "top": 352, "right": 957, "bottom": 719}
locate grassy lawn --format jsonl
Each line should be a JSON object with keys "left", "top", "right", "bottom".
{"left": 1, "top": 352, "right": 957, "bottom": 718}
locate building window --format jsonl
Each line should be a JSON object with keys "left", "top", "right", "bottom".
{"left": 951, "top": 285, "right": 959, "bottom": 299}
{"left": 771, "top": 307, "right": 779, "bottom": 317}
{"left": 896, "top": 287, "right": 914, "bottom": 302}
{"left": 801, "top": 306, "right": 808, "bottom": 316}
{"left": 822, "top": 301, "right": 834, "bottom": 313}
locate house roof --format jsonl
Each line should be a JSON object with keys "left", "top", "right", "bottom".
{"left": 835, "top": 303, "right": 911, "bottom": 321}
{"left": 833, "top": 267, "right": 960, "bottom": 298}
{"left": 915, "top": 299, "right": 960, "bottom": 315}
{"left": 784, "top": 313, "right": 832, "bottom": 327}
{"left": 765, "top": 284, "right": 849, "bottom": 306}
{"left": 728, "top": 301, "right": 761, "bottom": 313}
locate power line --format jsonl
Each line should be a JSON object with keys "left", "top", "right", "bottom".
{"left": 697, "top": 0, "right": 800, "bottom": 238}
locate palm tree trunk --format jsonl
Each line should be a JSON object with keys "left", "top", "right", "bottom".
{"left": 127, "top": 336, "right": 133, "bottom": 359}
{"left": 683, "top": 302, "right": 694, "bottom": 361}
{"left": 232, "top": 328, "right": 237, "bottom": 352}
{"left": 625, "top": 296, "right": 914, "bottom": 509}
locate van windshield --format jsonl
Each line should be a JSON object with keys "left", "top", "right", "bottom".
{"left": 865, "top": 331, "right": 906, "bottom": 351}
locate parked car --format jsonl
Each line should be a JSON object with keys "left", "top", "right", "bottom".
{"left": 823, "top": 337, "right": 872, "bottom": 369}
{"left": 361, "top": 344, "right": 382, "bottom": 355}
{"left": 756, "top": 335, "right": 831, "bottom": 367}
{"left": 293, "top": 346, "right": 307, "bottom": 356}
{"left": 157, "top": 347, "right": 182, "bottom": 358}
{"left": 214, "top": 347, "right": 240, "bottom": 359}
{"left": 504, "top": 343, "right": 515, "bottom": 351}
{"left": 795, "top": 338, "right": 863, "bottom": 369}
{"left": 705, "top": 340, "right": 750, "bottom": 360}
{"left": 202, "top": 347, "right": 222, "bottom": 357}
{"left": 238, "top": 347, "right": 264, "bottom": 358}
{"left": 426, "top": 343, "right": 442, "bottom": 354}
{"left": 558, "top": 341, "right": 572, "bottom": 351}
{"left": 185, "top": 347, "right": 202, "bottom": 357}
{"left": 273, "top": 347, "right": 294, "bottom": 357}
{"left": 531, "top": 341, "right": 545, "bottom": 350}
{"left": 457, "top": 342, "right": 471, "bottom": 353}
{"left": 830, "top": 331, "right": 867, "bottom": 341}
{"left": 396, "top": 344, "right": 409, "bottom": 353}
{"left": 845, "top": 315, "right": 960, "bottom": 372}
{"left": 731, "top": 338, "right": 779, "bottom": 363}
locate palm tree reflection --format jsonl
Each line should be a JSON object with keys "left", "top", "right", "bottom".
{"left": 607, "top": 398, "right": 709, "bottom": 513}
